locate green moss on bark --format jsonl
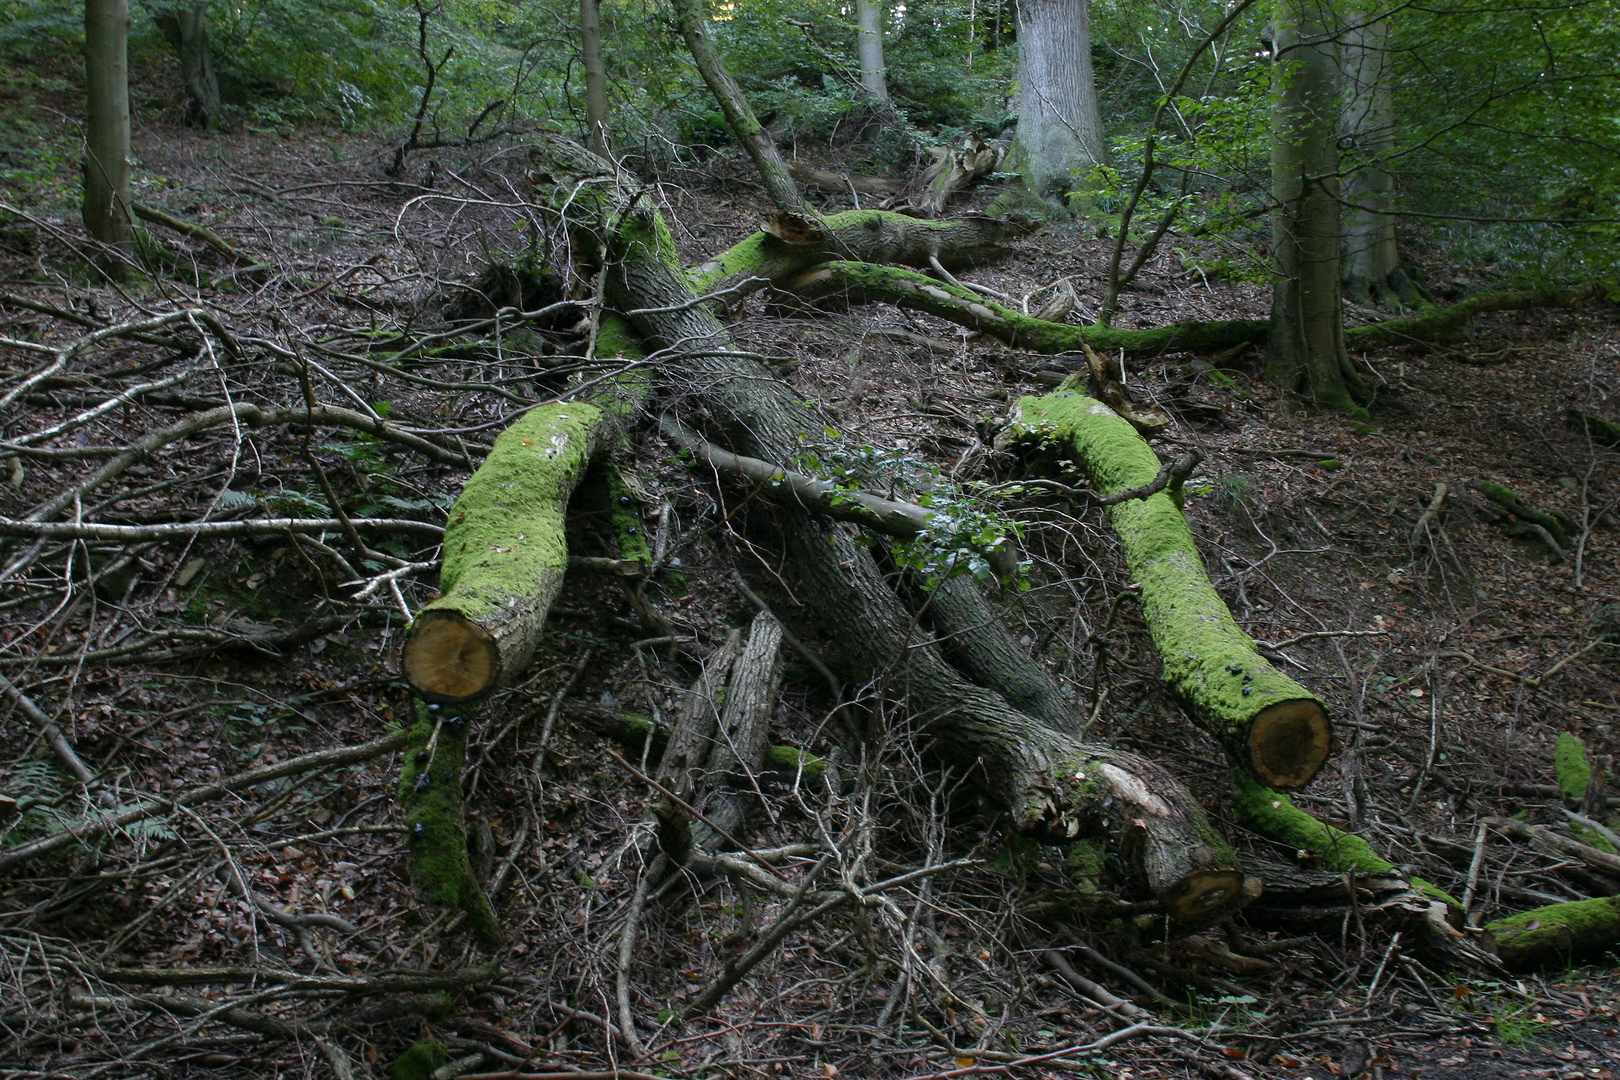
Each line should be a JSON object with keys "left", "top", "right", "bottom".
{"left": 398, "top": 702, "right": 502, "bottom": 943}
{"left": 393, "top": 1041, "right": 449, "bottom": 1080}
{"left": 1232, "top": 773, "right": 1458, "bottom": 907}
{"left": 1557, "top": 732, "right": 1593, "bottom": 802}
{"left": 1475, "top": 481, "right": 1572, "bottom": 548}
{"left": 764, "top": 744, "right": 826, "bottom": 779}
{"left": 607, "top": 465, "right": 651, "bottom": 564}
{"left": 688, "top": 210, "right": 1006, "bottom": 295}
{"left": 1010, "top": 391, "right": 1329, "bottom": 786}
{"left": 793, "top": 261, "right": 1267, "bottom": 355}
{"left": 1485, "top": 895, "right": 1620, "bottom": 971}
{"left": 425, "top": 402, "right": 604, "bottom": 623}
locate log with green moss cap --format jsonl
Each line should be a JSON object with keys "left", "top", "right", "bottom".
{"left": 1483, "top": 895, "right": 1620, "bottom": 971}
{"left": 402, "top": 401, "right": 610, "bottom": 703}
{"left": 1006, "top": 389, "right": 1332, "bottom": 789}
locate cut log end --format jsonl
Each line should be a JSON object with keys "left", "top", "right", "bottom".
{"left": 1162, "top": 871, "right": 1260, "bottom": 922}
{"left": 403, "top": 612, "right": 499, "bottom": 704}
{"left": 1247, "top": 699, "right": 1332, "bottom": 790}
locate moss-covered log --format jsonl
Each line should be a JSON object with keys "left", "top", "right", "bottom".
{"left": 786, "top": 260, "right": 1269, "bottom": 355}
{"left": 1344, "top": 284, "right": 1604, "bottom": 347}
{"left": 397, "top": 703, "right": 501, "bottom": 943}
{"left": 1483, "top": 895, "right": 1620, "bottom": 971}
{"left": 1008, "top": 390, "right": 1331, "bottom": 788}
{"left": 402, "top": 401, "right": 613, "bottom": 704}
{"left": 533, "top": 134, "right": 1254, "bottom": 923}
{"left": 1473, "top": 481, "right": 1573, "bottom": 549}
{"left": 1571, "top": 410, "right": 1620, "bottom": 449}
{"left": 1232, "top": 774, "right": 1456, "bottom": 905}
{"left": 689, "top": 210, "right": 1032, "bottom": 302}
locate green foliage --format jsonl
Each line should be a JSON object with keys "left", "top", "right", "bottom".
{"left": 795, "top": 441, "right": 1027, "bottom": 589}
{"left": 0, "top": 0, "right": 81, "bottom": 58}
{"left": 2, "top": 759, "right": 174, "bottom": 846}
{"left": 894, "top": 487, "right": 1025, "bottom": 588}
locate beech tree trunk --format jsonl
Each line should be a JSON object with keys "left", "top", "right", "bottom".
{"left": 581, "top": 0, "right": 610, "bottom": 154}
{"left": 403, "top": 401, "right": 615, "bottom": 703}
{"left": 83, "top": 0, "right": 133, "bottom": 251}
{"left": 855, "top": 0, "right": 889, "bottom": 102}
{"left": 1266, "top": 0, "right": 1357, "bottom": 407}
{"left": 155, "top": 3, "right": 221, "bottom": 130}
{"left": 1012, "top": 0, "right": 1106, "bottom": 197}
{"left": 672, "top": 0, "right": 808, "bottom": 216}
{"left": 1339, "top": 13, "right": 1413, "bottom": 308}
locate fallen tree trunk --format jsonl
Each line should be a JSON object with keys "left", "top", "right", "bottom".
{"left": 402, "top": 398, "right": 623, "bottom": 703}
{"left": 398, "top": 703, "right": 502, "bottom": 943}
{"left": 1483, "top": 894, "right": 1620, "bottom": 971}
{"left": 1343, "top": 284, "right": 1604, "bottom": 346}
{"left": 1229, "top": 774, "right": 1498, "bottom": 966}
{"left": 689, "top": 209, "right": 1032, "bottom": 303}
{"left": 788, "top": 264, "right": 1608, "bottom": 361}
{"left": 1004, "top": 389, "right": 1331, "bottom": 789}
{"left": 786, "top": 260, "right": 1269, "bottom": 355}
{"left": 534, "top": 135, "right": 1253, "bottom": 923}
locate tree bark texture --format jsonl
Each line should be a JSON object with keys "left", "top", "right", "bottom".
{"left": 402, "top": 402, "right": 613, "bottom": 703}
{"left": 1338, "top": 14, "right": 1412, "bottom": 308}
{"left": 689, "top": 209, "right": 1031, "bottom": 303}
{"left": 698, "top": 611, "right": 785, "bottom": 845}
{"left": 1008, "top": 390, "right": 1332, "bottom": 788}
{"left": 397, "top": 703, "right": 502, "bottom": 943}
{"left": 530, "top": 137, "right": 1253, "bottom": 923}
{"left": 84, "top": 0, "right": 133, "bottom": 250}
{"left": 154, "top": 3, "right": 221, "bottom": 130}
{"left": 580, "top": 0, "right": 610, "bottom": 153}
{"left": 1267, "top": 0, "right": 1354, "bottom": 406}
{"left": 855, "top": 0, "right": 889, "bottom": 102}
{"left": 1012, "top": 0, "right": 1106, "bottom": 197}
{"left": 672, "top": 0, "right": 809, "bottom": 216}
{"left": 1483, "top": 895, "right": 1620, "bottom": 971}
{"left": 785, "top": 260, "right": 1269, "bottom": 354}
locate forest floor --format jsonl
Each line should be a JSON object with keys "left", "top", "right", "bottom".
{"left": 2, "top": 99, "right": 1620, "bottom": 1080}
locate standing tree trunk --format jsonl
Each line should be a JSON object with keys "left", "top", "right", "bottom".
{"left": 855, "top": 0, "right": 889, "bottom": 102}
{"left": 1265, "top": 0, "right": 1359, "bottom": 408}
{"left": 1338, "top": 13, "right": 1413, "bottom": 309}
{"left": 672, "top": 0, "right": 809, "bottom": 216}
{"left": 83, "top": 0, "right": 133, "bottom": 252}
{"left": 154, "top": 3, "right": 221, "bottom": 130}
{"left": 581, "top": 0, "right": 610, "bottom": 154}
{"left": 1012, "top": 0, "right": 1106, "bottom": 198}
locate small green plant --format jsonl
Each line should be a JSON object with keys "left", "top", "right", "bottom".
{"left": 797, "top": 441, "right": 1028, "bottom": 589}
{"left": 1491, "top": 998, "right": 1550, "bottom": 1045}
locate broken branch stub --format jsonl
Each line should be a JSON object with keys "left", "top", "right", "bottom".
{"left": 1008, "top": 389, "right": 1331, "bottom": 788}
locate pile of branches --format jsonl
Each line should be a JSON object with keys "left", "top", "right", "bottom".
{"left": 2, "top": 134, "right": 1618, "bottom": 1080}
